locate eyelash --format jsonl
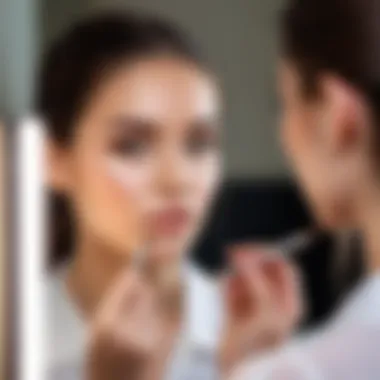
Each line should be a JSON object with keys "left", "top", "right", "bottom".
{"left": 111, "top": 138, "right": 149, "bottom": 157}
{"left": 186, "top": 136, "right": 218, "bottom": 155}
{"left": 110, "top": 134, "right": 219, "bottom": 158}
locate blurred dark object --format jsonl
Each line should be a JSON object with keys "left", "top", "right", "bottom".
{"left": 193, "top": 180, "right": 311, "bottom": 272}
{"left": 193, "top": 179, "right": 364, "bottom": 327}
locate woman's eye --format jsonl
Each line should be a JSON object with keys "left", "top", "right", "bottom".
{"left": 111, "top": 138, "right": 149, "bottom": 157}
{"left": 187, "top": 133, "right": 219, "bottom": 156}
{"left": 187, "top": 139, "right": 212, "bottom": 154}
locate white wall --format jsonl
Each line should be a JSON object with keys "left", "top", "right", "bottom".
{"left": 42, "top": 0, "right": 287, "bottom": 178}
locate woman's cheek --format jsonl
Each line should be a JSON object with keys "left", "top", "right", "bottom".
{"left": 280, "top": 112, "right": 296, "bottom": 160}
{"left": 282, "top": 112, "right": 308, "bottom": 175}
{"left": 101, "top": 160, "right": 152, "bottom": 251}
{"left": 104, "top": 158, "right": 151, "bottom": 196}
{"left": 193, "top": 157, "right": 222, "bottom": 211}
{"left": 89, "top": 157, "right": 152, "bottom": 229}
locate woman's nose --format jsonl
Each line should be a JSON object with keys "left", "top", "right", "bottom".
{"left": 155, "top": 151, "right": 193, "bottom": 197}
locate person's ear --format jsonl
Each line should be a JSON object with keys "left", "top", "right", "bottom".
{"left": 46, "top": 140, "right": 72, "bottom": 194}
{"left": 319, "top": 75, "right": 370, "bottom": 156}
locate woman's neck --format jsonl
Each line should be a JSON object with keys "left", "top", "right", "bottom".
{"left": 66, "top": 236, "right": 132, "bottom": 318}
{"left": 66, "top": 236, "right": 184, "bottom": 321}
{"left": 359, "top": 186, "right": 380, "bottom": 275}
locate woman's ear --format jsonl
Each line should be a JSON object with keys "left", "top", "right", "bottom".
{"left": 46, "top": 140, "right": 72, "bottom": 194}
{"left": 320, "top": 75, "right": 370, "bottom": 156}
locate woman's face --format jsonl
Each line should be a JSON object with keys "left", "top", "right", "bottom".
{"left": 50, "top": 57, "right": 222, "bottom": 264}
{"left": 278, "top": 60, "right": 372, "bottom": 229}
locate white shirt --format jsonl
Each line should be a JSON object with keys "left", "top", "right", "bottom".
{"left": 230, "top": 272, "right": 380, "bottom": 380}
{"left": 47, "top": 262, "right": 223, "bottom": 380}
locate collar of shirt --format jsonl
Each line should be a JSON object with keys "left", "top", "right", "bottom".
{"left": 47, "top": 260, "right": 223, "bottom": 371}
{"left": 332, "top": 271, "right": 380, "bottom": 328}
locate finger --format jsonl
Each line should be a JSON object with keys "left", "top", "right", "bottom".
{"left": 261, "top": 257, "right": 290, "bottom": 305}
{"left": 262, "top": 258, "right": 304, "bottom": 330}
{"left": 123, "top": 285, "right": 155, "bottom": 322}
{"left": 268, "top": 259, "right": 302, "bottom": 316}
{"left": 119, "top": 301, "right": 160, "bottom": 352}
{"left": 96, "top": 269, "right": 141, "bottom": 322}
{"left": 224, "top": 274, "right": 250, "bottom": 318}
{"left": 111, "top": 322, "right": 155, "bottom": 357}
{"left": 233, "top": 251, "right": 274, "bottom": 317}
{"left": 228, "top": 244, "right": 264, "bottom": 268}
{"left": 281, "top": 264, "right": 305, "bottom": 325}
{"left": 228, "top": 243, "right": 281, "bottom": 278}
{"left": 227, "top": 245, "right": 292, "bottom": 321}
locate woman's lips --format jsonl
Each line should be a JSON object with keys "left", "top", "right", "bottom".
{"left": 150, "top": 206, "right": 192, "bottom": 235}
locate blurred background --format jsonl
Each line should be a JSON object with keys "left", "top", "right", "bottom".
{"left": 0, "top": 0, "right": 363, "bottom": 336}
{"left": 3, "top": 0, "right": 284, "bottom": 176}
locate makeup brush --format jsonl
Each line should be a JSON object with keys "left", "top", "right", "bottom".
{"left": 277, "top": 228, "right": 320, "bottom": 258}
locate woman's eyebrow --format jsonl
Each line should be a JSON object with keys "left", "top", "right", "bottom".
{"left": 109, "top": 115, "right": 161, "bottom": 131}
{"left": 188, "top": 117, "right": 220, "bottom": 129}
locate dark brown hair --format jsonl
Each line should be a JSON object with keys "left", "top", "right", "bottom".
{"left": 36, "top": 11, "right": 207, "bottom": 268}
{"left": 281, "top": 0, "right": 380, "bottom": 122}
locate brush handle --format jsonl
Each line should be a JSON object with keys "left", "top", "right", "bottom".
{"left": 278, "top": 229, "right": 319, "bottom": 258}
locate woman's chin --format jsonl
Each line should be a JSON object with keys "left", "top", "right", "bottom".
{"left": 149, "top": 240, "right": 187, "bottom": 264}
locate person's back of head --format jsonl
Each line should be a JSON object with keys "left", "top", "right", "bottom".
{"left": 282, "top": 0, "right": 380, "bottom": 119}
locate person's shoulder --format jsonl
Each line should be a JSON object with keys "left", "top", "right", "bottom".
{"left": 230, "top": 326, "right": 380, "bottom": 380}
